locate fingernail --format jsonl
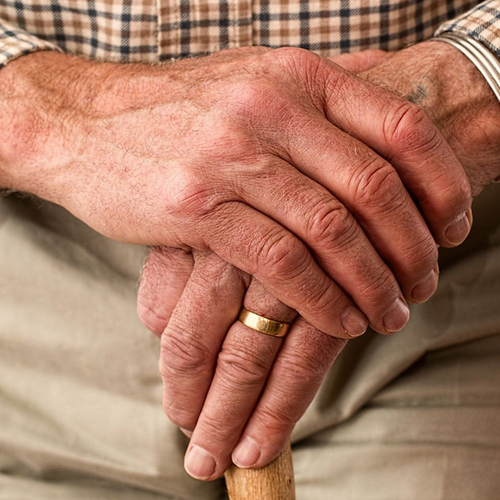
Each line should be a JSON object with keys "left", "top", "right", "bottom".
{"left": 232, "top": 436, "right": 261, "bottom": 468}
{"left": 466, "top": 208, "right": 473, "bottom": 226}
{"left": 341, "top": 306, "right": 368, "bottom": 338}
{"left": 445, "top": 211, "right": 471, "bottom": 246}
{"left": 411, "top": 269, "right": 438, "bottom": 303}
{"left": 383, "top": 298, "right": 410, "bottom": 333}
{"left": 184, "top": 445, "right": 216, "bottom": 479}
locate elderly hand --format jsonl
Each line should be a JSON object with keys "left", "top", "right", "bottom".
{"left": 361, "top": 40, "right": 500, "bottom": 196}
{"left": 137, "top": 42, "right": 500, "bottom": 480}
{"left": 1, "top": 46, "right": 471, "bottom": 340}
{"left": 141, "top": 247, "right": 345, "bottom": 480}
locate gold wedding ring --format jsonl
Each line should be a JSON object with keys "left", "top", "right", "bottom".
{"left": 238, "top": 308, "right": 291, "bottom": 338}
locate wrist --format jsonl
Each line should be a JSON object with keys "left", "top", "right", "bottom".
{"left": 0, "top": 52, "right": 72, "bottom": 197}
{"left": 0, "top": 51, "right": 121, "bottom": 201}
{"left": 363, "top": 41, "right": 500, "bottom": 195}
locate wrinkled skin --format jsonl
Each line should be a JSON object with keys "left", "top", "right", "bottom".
{"left": 1, "top": 46, "right": 473, "bottom": 341}
{"left": 137, "top": 42, "right": 500, "bottom": 480}
{"left": 1, "top": 41, "right": 497, "bottom": 481}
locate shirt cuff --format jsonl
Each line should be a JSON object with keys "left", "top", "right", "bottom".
{"left": 0, "top": 19, "right": 61, "bottom": 68}
{"left": 435, "top": 1, "right": 500, "bottom": 58}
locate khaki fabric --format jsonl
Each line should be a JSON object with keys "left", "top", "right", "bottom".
{"left": 1, "top": 183, "right": 500, "bottom": 500}
{"left": 294, "top": 332, "right": 500, "bottom": 499}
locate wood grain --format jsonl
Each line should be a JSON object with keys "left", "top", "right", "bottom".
{"left": 225, "top": 441, "right": 295, "bottom": 500}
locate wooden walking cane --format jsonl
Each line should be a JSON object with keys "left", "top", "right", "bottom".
{"left": 225, "top": 440, "right": 295, "bottom": 500}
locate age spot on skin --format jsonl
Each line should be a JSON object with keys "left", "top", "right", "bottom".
{"left": 405, "top": 85, "right": 428, "bottom": 105}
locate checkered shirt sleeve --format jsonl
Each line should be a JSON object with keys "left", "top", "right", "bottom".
{"left": 436, "top": 1, "right": 500, "bottom": 57}
{"left": 0, "top": 18, "right": 60, "bottom": 67}
{"left": 0, "top": 0, "right": 159, "bottom": 68}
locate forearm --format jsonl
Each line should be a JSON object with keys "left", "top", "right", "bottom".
{"left": 0, "top": 55, "right": 25, "bottom": 190}
{"left": 0, "top": 51, "right": 131, "bottom": 198}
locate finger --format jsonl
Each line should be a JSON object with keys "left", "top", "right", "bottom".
{"left": 330, "top": 50, "right": 393, "bottom": 73}
{"left": 236, "top": 159, "right": 411, "bottom": 334}
{"left": 231, "top": 317, "right": 346, "bottom": 469}
{"left": 137, "top": 246, "right": 194, "bottom": 336}
{"left": 201, "top": 201, "right": 369, "bottom": 337}
{"left": 267, "top": 115, "right": 439, "bottom": 306}
{"left": 160, "top": 252, "right": 248, "bottom": 432}
{"left": 184, "top": 280, "right": 297, "bottom": 480}
{"left": 317, "top": 59, "right": 472, "bottom": 247}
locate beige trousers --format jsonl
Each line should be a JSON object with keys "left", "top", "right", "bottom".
{"left": 1, "top": 184, "right": 500, "bottom": 500}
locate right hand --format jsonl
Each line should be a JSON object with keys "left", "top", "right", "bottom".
{"left": 2, "top": 46, "right": 471, "bottom": 336}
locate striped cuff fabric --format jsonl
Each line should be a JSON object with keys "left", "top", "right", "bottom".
{"left": 0, "top": 19, "right": 60, "bottom": 68}
{"left": 436, "top": 0, "right": 500, "bottom": 58}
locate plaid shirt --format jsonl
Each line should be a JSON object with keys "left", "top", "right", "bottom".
{"left": 0, "top": 0, "right": 499, "bottom": 67}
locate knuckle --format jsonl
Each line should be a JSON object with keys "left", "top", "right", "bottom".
{"left": 216, "top": 342, "right": 271, "bottom": 389}
{"left": 285, "top": 327, "right": 345, "bottom": 368}
{"left": 277, "top": 351, "right": 326, "bottom": 387}
{"left": 303, "top": 280, "right": 342, "bottom": 322}
{"left": 273, "top": 47, "right": 320, "bottom": 72}
{"left": 229, "top": 76, "right": 300, "bottom": 141}
{"left": 359, "top": 268, "right": 399, "bottom": 303}
{"left": 353, "top": 157, "right": 401, "bottom": 210}
{"left": 306, "top": 201, "right": 357, "bottom": 250}
{"left": 321, "top": 63, "right": 352, "bottom": 101}
{"left": 402, "top": 237, "right": 438, "bottom": 271}
{"left": 384, "top": 101, "right": 438, "bottom": 154}
{"left": 197, "top": 411, "right": 233, "bottom": 438}
{"left": 191, "top": 252, "right": 234, "bottom": 287}
{"left": 308, "top": 282, "right": 340, "bottom": 315}
{"left": 164, "top": 168, "right": 215, "bottom": 218}
{"left": 204, "top": 122, "right": 260, "bottom": 163}
{"left": 275, "top": 46, "right": 353, "bottom": 109}
{"left": 164, "top": 170, "right": 238, "bottom": 223}
{"left": 383, "top": 100, "right": 472, "bottom": 214}
{"left": 160, "top": 330, "right": 211, "bottom": 378}
{"left": 258, "top": 230, "right": 308, "bottom": 281}
{"left": 230, "top": 79, "right": 268, "bottom": 110}
{"left": 228, "top": 79, "right": 281, "bottom": 125}
{"left": 272, "top": 48, "right": 329, "bottom": 103}
{"left": 256, "top": 400, "right": 298, "bottom": 430}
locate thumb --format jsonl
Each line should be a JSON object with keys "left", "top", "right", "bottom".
{"left": 329, "top": 49, "right": 393, "bottom": 73}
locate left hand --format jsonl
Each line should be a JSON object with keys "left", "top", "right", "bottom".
{"left": 138, "top": 42, "right": 500, "bottom": 480}
{"left": 141, "top": 247, "right": 345, "bottom": 480}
